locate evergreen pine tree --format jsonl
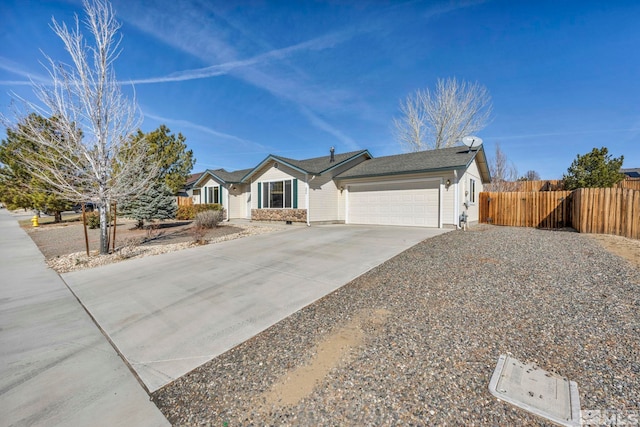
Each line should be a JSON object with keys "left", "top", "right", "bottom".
{"left": 119, "top": 183, "right": 177, "bottom": 229}
{"left": 563, "top": 147, "right": 624, "bottom": 190}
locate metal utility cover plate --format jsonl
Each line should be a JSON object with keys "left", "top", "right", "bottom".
{"left": 489, "top": 355, "right": 581, "bottom": 427}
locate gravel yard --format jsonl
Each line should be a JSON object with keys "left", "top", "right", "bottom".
{"left": 152, "top": 225, "right": 640, "bottom": 426}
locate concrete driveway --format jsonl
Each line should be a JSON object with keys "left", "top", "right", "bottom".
{"left": 62, "top": 224, "right": 449, "bottom": 392}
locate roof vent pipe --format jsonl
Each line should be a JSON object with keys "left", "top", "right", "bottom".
{"left": 330, "top": 146, "right": 335, "bottom": 163}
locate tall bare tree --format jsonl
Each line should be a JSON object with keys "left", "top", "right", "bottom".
{"left": 394, "top": 77, "right": 492, "bottom": 151}
{"left": 486, "top": 143, "right": 519, "bottom": 192}
{"left": 2, "top": 0, "right": 158, "bottom": 254}
{"left": 519, "top": 170, "right": 541, "bottom": 181}
{"left": 393, "top": 90, "right": 429, "bottom": 152}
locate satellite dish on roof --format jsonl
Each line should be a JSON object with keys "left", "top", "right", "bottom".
{"left": 461, "top": 136, "right": 483, "bottom": 149}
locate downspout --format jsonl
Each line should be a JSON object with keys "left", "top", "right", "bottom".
{"left": 306, "top": 173, "right": 311, "bottom": 226}
{"left": 454, "top": 170, "right": 460, "bottom": 229}
{"left": 226, "top": 185, "right": 230, "bottom": 222}
{"left": 439, "top": 178, "right": 444, "bottom": 229}
{"left": 249, "top": 179, "right": 253, "bottom": 220}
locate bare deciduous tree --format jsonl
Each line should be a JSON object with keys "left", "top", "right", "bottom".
{"left": 393, "top": 90, "right": 428, "bottom": 152}
{"left": 394, "top": 77, "right": 492, "bottom": 151}
{"left": 485, "top": 143, "right": 519, "bottom": 192}
{"left": 2, "top": 0, "right": 158, "bottom": 254}
{"left": 520, "top": 170, "right": 541, "bottom": 181}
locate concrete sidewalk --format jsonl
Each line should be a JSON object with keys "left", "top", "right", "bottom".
{"left": 0, "top": 210, "right": 169, "bottom": 427}
{"left": 63, "top": 224, "right": 450, "bottom": 392}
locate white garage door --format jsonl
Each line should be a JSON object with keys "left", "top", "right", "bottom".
{"left": 347, "top": 179, "right": 440, "bottom": 227}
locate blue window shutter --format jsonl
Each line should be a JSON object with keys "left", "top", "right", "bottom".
{"left": 293, "top": 179, "right": 298, "bottom": 209}
{"left": 257, "top": 183, "right": 262, "bottom": 208}
{"left": 218, "top": 186, "right": 222, "bottom": 204}
{"left": 204, "top": 187, "right": 208, "bottom": 204}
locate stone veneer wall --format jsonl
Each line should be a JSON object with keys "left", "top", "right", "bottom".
{"left": 251, "top": 209, "right": 307, "bottom": 222}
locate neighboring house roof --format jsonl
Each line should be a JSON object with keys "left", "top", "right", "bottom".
{"left": 336, "top": 145, "right": 491, "bottom": 183}
{"left": 241, "top": 149, "right": 371, "bottom": 181}
{"left": 185, "top": 172, "right": 203, "bottom": 189}
{"left": 621, "top": 168, "right": 640, "bottom": 178}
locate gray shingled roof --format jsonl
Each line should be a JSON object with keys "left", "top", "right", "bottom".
{"left": 336, "top": 146, "right": 487, "bottom": 180}
{"left": 211, "top": 168, "right": 253, "bottom": 183}
{"left": 190, "top": 146, "right": 490, "bottom": 188}
{"left": 270, "top": 150, "right": 370, "bottom": 174}
{"left": 191, "top": 168, "right": 253, "bottom": 187}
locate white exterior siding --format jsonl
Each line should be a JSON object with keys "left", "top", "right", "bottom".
{"left": 460, "top": 159, "right": 483, "bottom": 223}
{"left": 441, "top": 171, "right": 457, "bottom": 226}
{"left": 308, "top": 175, "right": 338, "bottom": 222}
{"left": 308, "top": 158, "right": 367, "bottom": 223}
{"left": 191, "top": 188, "right": 201, "bottom": 204}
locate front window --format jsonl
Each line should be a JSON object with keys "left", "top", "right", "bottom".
{"left": 262, "top": 180, "right": 293, "bottom": 208}
{"left": 205, "top": 186, "right": 220, "bottom": 204}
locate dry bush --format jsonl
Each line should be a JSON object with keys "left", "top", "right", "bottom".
{"left": 194, "top": 210, "right": 222, "bottom": 229}
{"left": 116, "top": 236, "right": 143, "bottom": 259}
{"left": 145, "top": 222, "right": 162, "bottom": 241}
{"left": 191, "top": 225, "right": 207, "bottom": 245}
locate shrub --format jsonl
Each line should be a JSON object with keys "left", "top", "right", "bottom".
{"left": 191, "top": 225, "right": 207, "bottom": 245}
{"left": 194, "top": 210, "right": 222, "bottom": 229}
{"left": 176, "top": 205, "right": 195, "bottom": 220}
{"left": 116, "top": 237, "right": 143, "bottom": 259}
{"left": 84, "top": 211, "right": 111, "bottom": 229}
{"left": 85, "top": 212, "right": 99, "bottom": 229}
{"left": 176, "top": 203, "right": 222, "bottom": 220}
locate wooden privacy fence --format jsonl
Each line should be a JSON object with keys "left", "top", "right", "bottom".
{"left": 484, "top": 179, "right": 638, "bottom": 192}
{"left": 618, "top": 179, "right": 640, "bottom": 191}
{"left": 514, "top": 180, "right": 564, "bottom": 192}
{"left": 479, "top": 191, "right": 572, "bottom": 229}
{"left": 176, "top": 196, "right": 193, "bottom": 206}
{"left": 572, "top": 188, "right": 640, "bottom": 239}
{"left": 480, "top": 188, "right": 640, "bottom": 239}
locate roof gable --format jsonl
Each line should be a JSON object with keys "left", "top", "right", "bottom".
{"left": 273, "top": 150, "right": 371, "bottom": 174}
{"left": 192, "top": 168, "right": 253, "bottom": 187}
{"left": 241, "top": 149, "right": 370, "bottom": 181}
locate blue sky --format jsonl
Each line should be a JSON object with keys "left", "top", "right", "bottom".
{"left": 1, "top": 0, "right": 638, "bottom": 179}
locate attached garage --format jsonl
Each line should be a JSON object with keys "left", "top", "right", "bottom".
{"left": 346, "top": 179, "right": 441, "bottom": 227}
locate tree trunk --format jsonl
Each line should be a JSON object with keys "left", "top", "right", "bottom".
{"left": 54, "top": 211, "right": 62, "bottom": 223}
{"left": 99, "top": 200, "right": 109, "bottom": 255}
